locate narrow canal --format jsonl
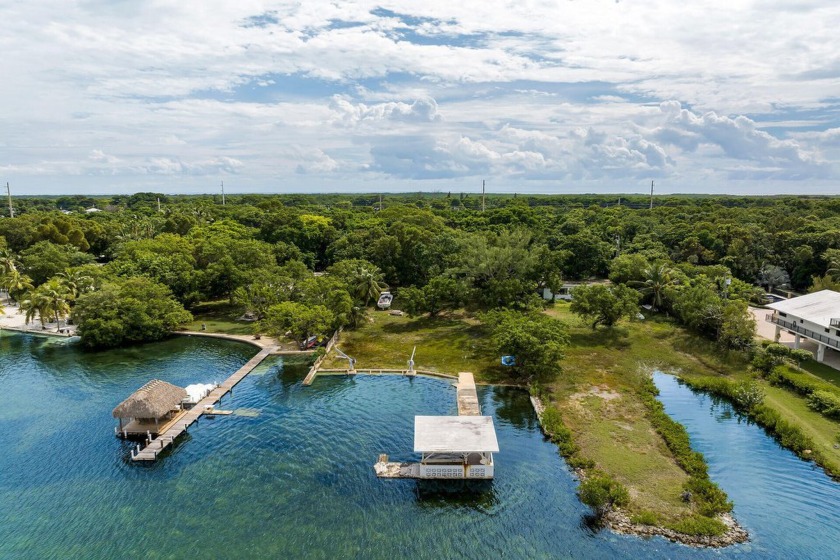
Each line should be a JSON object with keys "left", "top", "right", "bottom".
{"left": 1, "top": 333, "right": 839, "bottom": 559}
{"left": 653, "top": 371, "right": 840, "bottom": 559}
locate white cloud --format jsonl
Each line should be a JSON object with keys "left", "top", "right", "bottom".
{"left": 1, "top": 1, "right": 840, "bottom": 194}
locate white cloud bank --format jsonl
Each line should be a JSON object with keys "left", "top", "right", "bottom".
{"left": 1, "top": 1, "right": 839, "bottom": 194}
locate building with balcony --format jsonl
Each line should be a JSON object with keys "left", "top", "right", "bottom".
{"left": 765, "top": 290, "right": 840, "bottom": 362}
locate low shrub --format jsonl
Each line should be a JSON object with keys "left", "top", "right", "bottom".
{"left": 807, "top": 390, "right": 840, "bottom": 420}
{"left": 636, "top": 375, "right": 736, "bottom": 520}
{"left": 685, "top": 476, "right": 732, "bottom": 515}
{"left": 768, "top": 365, "right": 840, "bottom": 399}
{"left": 638, "top": 377, "right": 708, "bottom": 478}
{"left": 667, "top": 515, "right": 727, "bottom": 537}
{"left": 541, "top": 405, "right": 600, "bottom": 471}
{"left": 579, "top": 473, "right": 630, "bottom": 513}
{"left": 630, "top": 510, "right": 660, "bottom": 526}
{"left": 733, "top": 381, "right": 764, "bottom": 412}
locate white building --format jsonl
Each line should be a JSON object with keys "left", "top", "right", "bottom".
{"left": 542, "top": 280, "right": 610, "bottom": 302}
{"left": 765, "top": 290, "right": 840, "bottom": 362}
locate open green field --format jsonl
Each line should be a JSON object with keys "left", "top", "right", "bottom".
{"left": 181, "top": 301, "right": 255, "bottom": 335}
{"left": 320, "top": 311, "right": 506, "bottom": 381}
{"left": 543, "top": 303, "right": 743, "bottom": 524}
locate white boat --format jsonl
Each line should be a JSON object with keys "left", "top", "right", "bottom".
{"left": 377, "top": 291, "right": 393, "bottom": 310}
{"left": 182, "top": 383, "right": 217, "bottom": 408}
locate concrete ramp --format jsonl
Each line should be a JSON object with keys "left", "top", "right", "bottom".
{"left": 456, "top": 372, "right": 480, "bottom": 416}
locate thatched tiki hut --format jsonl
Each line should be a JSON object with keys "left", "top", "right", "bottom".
{"left": 113, "top": 380, "right": 188, "bottom": 438}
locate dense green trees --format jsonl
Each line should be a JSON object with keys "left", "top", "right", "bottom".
{"left": 8, "top": 192, "right": 840, "bottom": 352}
{"left": 484, "top": 309, "right": 568, "bottom": 380}
{"left": 19, "top": 241, "right": 95, "bottom": 285}
{"left": 570, "top": 284, "right": 640, "bottom": 329}
{"left": 257, "top": 301, "right": 333, "bottom": 346}
{"left": 72, "top": 277, "right": 192, "bottom": 348}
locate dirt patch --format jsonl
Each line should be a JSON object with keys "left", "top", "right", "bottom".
{"left": 570, "top": 385, "right": 621, "bottom": 402}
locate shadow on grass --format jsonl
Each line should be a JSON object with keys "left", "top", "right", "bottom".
{"left": 569, "top": 326, "right": 632, "bottom": 350}
{"left": 386, "top": 314, "right": 480, "bottom": 335}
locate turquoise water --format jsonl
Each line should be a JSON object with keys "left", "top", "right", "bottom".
{"left": 2, "top": 333, "right": 839, "bottom": 559}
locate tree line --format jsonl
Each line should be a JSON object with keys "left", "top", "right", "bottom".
{"left": 2, "top": 193, "right": 838, "bottom": 355}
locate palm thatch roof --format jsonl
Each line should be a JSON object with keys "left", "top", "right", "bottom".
{"left": 112, "top": 379, "right": 187, "bottom": 419}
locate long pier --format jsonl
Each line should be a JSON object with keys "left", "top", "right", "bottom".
{"left": 131, "top": 346, "right": 275, "bottom": 461}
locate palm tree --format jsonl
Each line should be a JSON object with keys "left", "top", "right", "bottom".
{"left": 348, "top": 305, "right": 368, "bottom": 329}
{"left": 352, "top": 266, "right": 387, "bottom": 306}
{"left": 20, "top": 281, "right": 73, "bottom": 331}
{"left": 56, "top": 269, "right": 94, "bottom": 299}
{"left": 19, "top": 290, "right": 49, "bottom": 328}
{"left": 0, "top": 248, "right": 17, "bottom": 274}
{"left": 632, "top": 264, "right": 677, "bottom": 311}
{"left": 40, "top": 280, "right": 73, "bottom": 331}
{"left": 827, "top": 258, "right": 840, "bottom": 279}
{"left": 3, "top": 270, "right": 34, "bottom": 304}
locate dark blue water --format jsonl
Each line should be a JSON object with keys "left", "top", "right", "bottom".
{"left": 653, "top": 372, "right": 840, "bottom": 559}
{"left": 2, "top": 333, "right": 839, "bottom": 559}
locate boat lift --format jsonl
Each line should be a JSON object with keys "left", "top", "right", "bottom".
{"left": 407, "top": 346, "right": 417, "bottom": 375}
{"left": 334, "top": 347, "right": 356, "bottom": 373}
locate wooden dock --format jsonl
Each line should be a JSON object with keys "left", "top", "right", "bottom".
{"left": 131, "top": 347, "right": 275, "bottom": 461}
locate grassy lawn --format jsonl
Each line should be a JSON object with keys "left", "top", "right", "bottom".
{"left": 761, "top": 385, "right": 840, "bottom": 471}
{"left": 542, "top": 302, "right": 747, "bottom": 524}
{"left": 181, "top": 301, "right": 255, "bottom": 336}
{"left": 320, "top": 310, "right": 506, "bottom": 381}
{"left": 800, "top": 358, "right": 840, "bottom": 387}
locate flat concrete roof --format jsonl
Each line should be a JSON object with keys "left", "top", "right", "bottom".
{"left": 766, "top": 290, "right": 840, "bottom": 328}
{"left": 414, "top": 416, "right": 499, "bottom": 453}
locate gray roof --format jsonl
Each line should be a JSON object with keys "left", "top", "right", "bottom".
{"left": 766, "top": 290, "right": 840, "bottom": 328}
{"left": 414, "top": 416, "right": 499, "bottom": 453}
{"left": 112, "top": 379, "right": 187, "bottom": 419}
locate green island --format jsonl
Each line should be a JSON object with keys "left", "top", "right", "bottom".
{"left": 3, "top": 193, "right": 840, "bottom": 548}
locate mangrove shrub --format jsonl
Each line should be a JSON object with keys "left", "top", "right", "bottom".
{"left": 72, "top": 277, "right": 192, "bottom": 348}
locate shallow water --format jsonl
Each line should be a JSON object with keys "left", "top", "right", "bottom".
{"left": 1, "top": 333, "right": 838, "bottom": 559}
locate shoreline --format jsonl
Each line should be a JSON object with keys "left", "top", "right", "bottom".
{"left": 529, "top": 395, "right": 749, "bottom": 548}
{"left": 0, "top": 326, "right": 76, "bottom": 339}
{"left": 174, "top": 330, "right": 318, "bottom": 355}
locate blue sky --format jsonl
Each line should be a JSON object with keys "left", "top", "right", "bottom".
{"left": 2, "top": 0, "right": 840, "bottom": 196}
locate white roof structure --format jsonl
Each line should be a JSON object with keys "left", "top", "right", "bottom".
{"left": 413, "top": 416, "right": 499, "bottom": 453}
{"left": 767, "top": 290, "right": 840, "bottom": 328}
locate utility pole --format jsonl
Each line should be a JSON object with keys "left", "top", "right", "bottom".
{"left": 481, "top": 179, "right": 486, "bottom": 212}
{"left": 649, "top": 180, "right": 654, "bottom": 210}
{"left": 5, "top": 182, "right": 13, "bottom": 218}
{"left": 221, "top": 180, "right": 226, "bottom": 206}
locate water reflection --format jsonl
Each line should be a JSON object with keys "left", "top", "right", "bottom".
{"left": 486, "top": 385, "right": 538, "bottom": 430}
{"left": 654, "top": 371, "right": 840, "bottom": 559}
{"left": 414, "top": 480, "right": 498, "bottom": 511}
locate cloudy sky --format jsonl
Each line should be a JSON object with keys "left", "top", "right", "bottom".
{"left": 2, "top": 1, "right": 840, "bottom": 196}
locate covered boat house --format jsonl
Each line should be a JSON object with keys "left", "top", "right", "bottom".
{"left": 414, "top": 416, "right": 499, "bottom": 479}
{"left": 113, "top": 379, "right": 188, "bottom": 438}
